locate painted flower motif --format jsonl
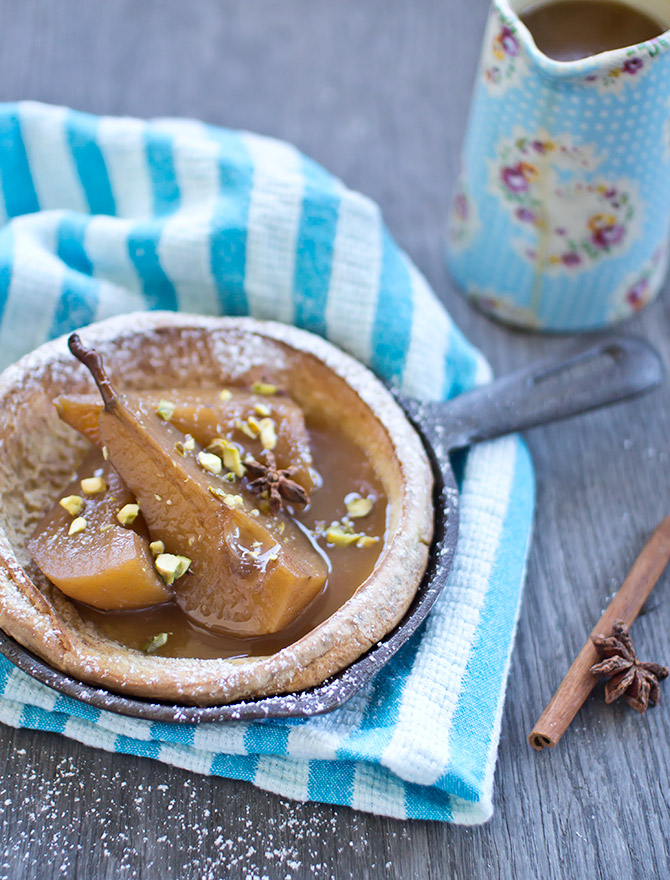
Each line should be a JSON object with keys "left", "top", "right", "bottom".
{"left": 500, "top": 27, "right": 519, "bottom": 56}
{"left": 501, "top": 161, "right": 539, "bottom": 193}
{"left": 532, "top": 140, "right": 555, "bottom": 155}
{"left": 489, "top": 128, "right": 639, "bottom": 274}
{"left": 502, "top": 164, "right": 529, "bottom": 192}
{"left": 626, "top": 277, "right": 649, "bottom": 307}
{"left": 516, "top": 206, "right": 536, "bottom": 223}
{"left": 623, "top": 57, "right": 643, "bottom": 75}
{"left": 447, "top": 173, "right": 480, "bottom": 253}
{"left": 493, "top": 26, "right": 519, "bottom": 60}
{"left": 588, "top": 213, "right": 626, "bottom": 248}
{"left": 482, "top": 9, "right": 527, "bottom": 94}
{"left": 562, "top": 252, "right": 581, "bottom": 267}
{"left": 583, "top": 38, "right": 668, "bottom": 95}
{"left": 454, "top": 192, "right": 468, "bottom": 221}
{"left": 609, "top": 246, "right": 668, "bottom": 321}
{"left": 468, "top": 288, "right": 544, "bottom": 330}
{"left": 591, "top": 222, "right": 625, "bottom": 248}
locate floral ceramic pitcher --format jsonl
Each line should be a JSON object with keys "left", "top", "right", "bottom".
{"left": 446, "top": 0, "right": 670, "bottom": 331}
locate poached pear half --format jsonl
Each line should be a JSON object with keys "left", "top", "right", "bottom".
{"left": 66, "top": 334, "right": 327, "bottom": 637}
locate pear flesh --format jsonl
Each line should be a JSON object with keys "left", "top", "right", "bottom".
{"left": 29, "top": 450, "right": 172, "bottom": 611}
{"left": 55, "top": 388, "right": 315, "bottom": 492}
{"left": 96, "top": 395, "right": 327, "bottom": 636}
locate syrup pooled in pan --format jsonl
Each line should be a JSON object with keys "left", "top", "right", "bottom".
{"left": 77, "top": 419, "right": 387, "bottom": 660}
{"left": 54, "top": 383, "right": 328, "bottom": 636}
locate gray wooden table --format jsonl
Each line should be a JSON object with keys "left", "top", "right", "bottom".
{"left": 1, "top": 2, "right": 669, "bottom": 878}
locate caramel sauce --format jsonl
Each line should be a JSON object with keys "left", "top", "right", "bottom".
{"left": 520, "top": 0, "right": 664, "bottom": 61}
{"left": 78, "top": 419, "right": 387, "bottom": 660}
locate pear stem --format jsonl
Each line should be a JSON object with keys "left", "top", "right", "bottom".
{"left": 67, "top": 334, "right": 118, "bottom": 410}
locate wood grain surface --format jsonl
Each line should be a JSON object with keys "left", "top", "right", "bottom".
{"left": 0, "top": 1, "right": 669, "bottom": 878}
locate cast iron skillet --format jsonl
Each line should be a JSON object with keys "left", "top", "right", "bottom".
{"left": 0, "top": 335, "right": 662, "bottom": 723}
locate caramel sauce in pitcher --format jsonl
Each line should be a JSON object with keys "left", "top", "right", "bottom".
{"left": 520, "top": 0, "right": 665, "bottom": 61}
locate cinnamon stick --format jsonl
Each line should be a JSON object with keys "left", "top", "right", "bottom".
{"left": 528, "top": 515, "right": 670, "bottom": 751}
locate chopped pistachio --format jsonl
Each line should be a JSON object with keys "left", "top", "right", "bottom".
{"left": 59, "top": 494, "right": 84, "bottom": 517}
{"left": 223, "top": 494, "right": 245, "bottom": 510}
{"left": 141, "top": 632, "right": 169, "bottom": 654}
{"left": 223, "top": 472, "right": 236, "bottom": 483}
{"left": 208, "top": 486, "right": 245, "bottom": 509}
{"left": 155, "top": 494, "right": 162, "bottom": 502}
{"left": 102, "top": 446, "right": 109, "bottom": 461}
{"left": 325, "top": 525, "right": 360, "bottom": 546}
{"left": 345, "top": 494, "right": 374, "bottom": 519}
{"left": 149, "top": 540, "right": 165, "bottom": 556}
{"left": 155, "top": 553, "right": 191, "bottom": 586}
{"left": 219, "top": 388, "right": 233, "bottom": 402}
{"left": 156, "top": 399, "right": 175, "bottom": 421}
{"left": 356, "top": 535, "right": 380, "bottom": 549}
{"left": 236, "top": 419, "right": 257, "bottom": 440}
{"left": 252, "top": 381, "right": 278, "bottom": 396}
{"left": 259, "top": 417, "right": 277, "bottom": 451}
{"left": 80, "top": 476, "right": 107, "bottom": 495}
{"left": 246, "top": 416, "right": 261, "bottom": 437}
{"left": 325, "top": 523, "right": 379, "bottom": 548}
{"left": 174, "top": 433, "right": 196, "bottom": 458}
{"left": 224, "top": 448, "right": 245, "bottom": 476}
{"left": 116, "top": 503, "right": 140, "bottom": 526}
{"left": 207, "top": 438, "right": 246, "bottom": 477}
{"left": 68, "top": 516, "right": 87, "bottom": 536}
{"left": 197, "top": 451, "right": 223, "bottom": 475}
{"left": 99, "top": 523, "right": 114, "bottom": 533}
{"left": 206, "top": 438, "right": 225, "bottom": 456}
{"left": 175, "top": 435, "right": 195, "bottom": 456}
{"left": 254, "top": 403, "right": 271, "bottom": 417}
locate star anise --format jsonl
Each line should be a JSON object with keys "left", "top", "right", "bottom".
{"left": 590, "top": 620, "right": 668, "bottom": 714}
{"left": 243, "top": 451, "right": 309, "bottom": 514}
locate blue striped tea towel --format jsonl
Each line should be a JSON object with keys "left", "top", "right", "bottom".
{"left": 0, "top": 101, "right": 534, "bottom": 823}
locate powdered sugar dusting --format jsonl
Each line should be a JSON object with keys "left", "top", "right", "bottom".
{"left": 0, "top": 736, "right": 412, "bottom": 879}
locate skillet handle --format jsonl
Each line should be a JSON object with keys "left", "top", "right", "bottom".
{"left": 401, "top": 336, "right": 662, "bottom": 451}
